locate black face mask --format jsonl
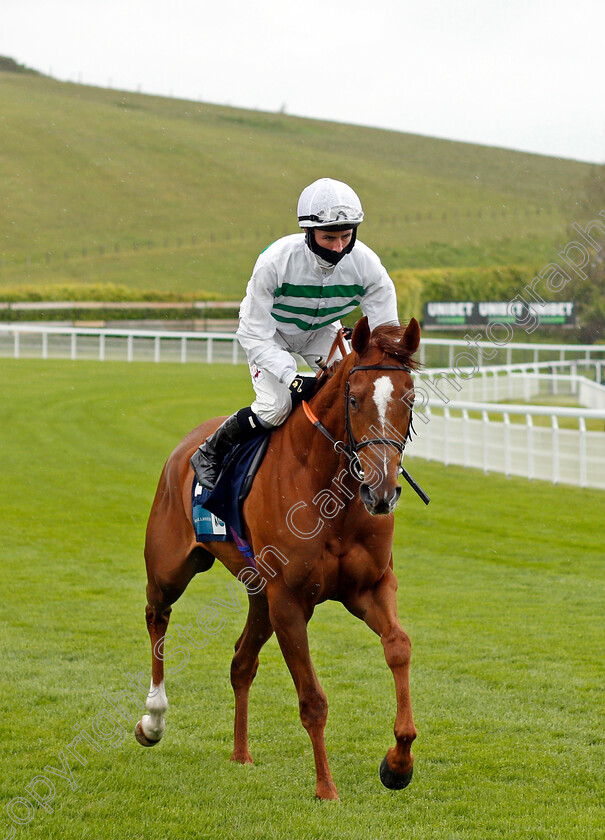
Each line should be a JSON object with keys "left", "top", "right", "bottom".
{"left": 304, "top": 227, "right": 357, "bottom": 265}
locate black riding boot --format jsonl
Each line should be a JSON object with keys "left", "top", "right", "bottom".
{"left": 190, "top": 408, "right": 265, "bottom": 491}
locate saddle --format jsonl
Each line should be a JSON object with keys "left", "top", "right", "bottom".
{"left": 192, "top": 432, "right": 270, "bottom": 543}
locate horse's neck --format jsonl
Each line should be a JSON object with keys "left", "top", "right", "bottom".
{"left": 310, "top": 362, "right": 351, "bottom": 438}
{"left": 280, "top": 360, "right": 354, "bottom": 490}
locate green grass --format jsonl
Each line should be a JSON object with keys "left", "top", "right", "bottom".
{"left": 0, "top": 71, "right": 591, "bottom": 294}
{"left": 1, "top": 360, "right": 603, "bottom": 839}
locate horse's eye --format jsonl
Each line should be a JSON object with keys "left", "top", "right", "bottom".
{"left": 349, "top": 395, "right": 359, "bottom": 409}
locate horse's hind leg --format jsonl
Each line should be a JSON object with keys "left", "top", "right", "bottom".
{"left": 230, "top": 591, "right": 273, "bottom": 764}
{"left": 135, "top": 599, "right": 172, "bottom": 746}
{"left": 135, "top": 548, "right": 201, "bottom": 746}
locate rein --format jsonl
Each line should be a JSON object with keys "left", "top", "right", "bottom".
{"left": 302, "top": 360, "right": 430, "bottom": 505}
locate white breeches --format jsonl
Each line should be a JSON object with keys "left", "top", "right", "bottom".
{"left": 249, "top": 324, "right": 346, "bottom": 427}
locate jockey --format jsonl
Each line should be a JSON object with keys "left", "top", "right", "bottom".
{"left": 191, "top": 177, "right": 400, "bottom": 490}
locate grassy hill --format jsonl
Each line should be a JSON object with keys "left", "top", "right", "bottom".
{"left": 0, "top": 66, "right": 593, "bottom": 299}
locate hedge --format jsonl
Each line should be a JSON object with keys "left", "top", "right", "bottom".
{"left": 0, "top": 283, "right": 222, "bottom": 303}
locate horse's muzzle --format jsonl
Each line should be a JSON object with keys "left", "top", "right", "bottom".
{"left": 360, "top": 483, "right": 402, "bottom": 515}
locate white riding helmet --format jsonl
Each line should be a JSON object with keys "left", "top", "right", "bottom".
{"left": 297, "top": 178, "right": 364, "bottom": 229}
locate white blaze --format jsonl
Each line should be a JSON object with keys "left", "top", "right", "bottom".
{"left": 373, "top": 376, "right": 394, "bottom": 426}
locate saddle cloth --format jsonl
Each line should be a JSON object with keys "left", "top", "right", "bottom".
{"left": 191, "top": 432, "right": 271, "bottom": 544}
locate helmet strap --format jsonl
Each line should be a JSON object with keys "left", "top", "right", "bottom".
{"left": 304, "top": 227, "right": 357, "bottom": 265}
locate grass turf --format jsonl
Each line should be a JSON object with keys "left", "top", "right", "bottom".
{"left": 0, "top": 359, "right": 603, "bottom": 839}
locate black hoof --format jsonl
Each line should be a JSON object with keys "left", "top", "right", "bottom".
{"left": 379, "top": 755, "right": 413, "bottom": 790}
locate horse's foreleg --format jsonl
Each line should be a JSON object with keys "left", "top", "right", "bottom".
{"left": 135, "top": 601, "right": 171, "bottom": 746}
{"left": 268, "top": 590, "right": 338, "bottom": 801}
{"left": 230, "top": 592, "right": 274, "bottom": 764}
{"left": 343, "top": 566, "right": 417, "bottom": 789}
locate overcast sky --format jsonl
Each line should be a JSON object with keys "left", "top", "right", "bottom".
{"left": 2, "top": 0, "right": 603, "bottom": 163}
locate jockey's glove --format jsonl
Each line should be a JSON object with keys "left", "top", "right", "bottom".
{"left": 289, "top": 375, "right": 316, "bottom": 404}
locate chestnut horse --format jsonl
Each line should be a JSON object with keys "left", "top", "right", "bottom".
{"left": 136, "top": 316, "right": 421, "bottom": 800}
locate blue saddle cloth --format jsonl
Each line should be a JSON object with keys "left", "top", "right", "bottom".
{"left": 193, "top": 432, "right": 271, "bottom": 543}
{"left": 191, "top": 484, "right": 230, "bottom": 543}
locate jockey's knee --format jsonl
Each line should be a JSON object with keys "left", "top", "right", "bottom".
{"left": 254, "top": 405, "right": 290, "bottom": 427}
{"left": 252, "top": 395, "right": 292, "bottom": 427}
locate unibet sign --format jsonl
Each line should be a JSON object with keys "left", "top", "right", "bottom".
{"left": 423, "top": 300, "right": 576, "bottom": 329}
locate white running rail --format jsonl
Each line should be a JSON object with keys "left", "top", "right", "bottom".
{"left": 0, "top": 324, "right": 242, "bottom": 364}
{"left": 406, "top": 400, "right": 605, "bottom": 489}
{"left": 2, "top": 323, "right": 604, "bottom": 489}
{"left": 2, "top": 323, "right": 605, "bottom": 367}
{"left": 417, "top": 360, "right": 605, "bottom": 408}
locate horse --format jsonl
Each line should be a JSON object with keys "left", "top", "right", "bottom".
{"left": 136, "top": 316, "right": 421, "bottom": 800}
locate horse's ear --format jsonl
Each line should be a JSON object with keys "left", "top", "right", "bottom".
{"left": 400, "top": 317, "right": 421, "bottom": 355}
{"left": 351, "top": 316, "right": 370, "bottom": 354}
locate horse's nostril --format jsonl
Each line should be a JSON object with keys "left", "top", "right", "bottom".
{"left": 360, "top": 483, "right": 402, "bottom": 515}
{"left": 390, "top": 486, "right": 402, "bottom": 506}
{"left": 359, "top": 483, "right": 376, "bottom": 507}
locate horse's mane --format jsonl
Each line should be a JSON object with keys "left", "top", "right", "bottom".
{"left": 368, "top": 324, "right": 420, "bottom": 370}
{"left": 315, "top": 323, "right": 419, "bottom": 393}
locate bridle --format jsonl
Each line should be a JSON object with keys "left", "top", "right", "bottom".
{"left": 302, "top": 361, "right": 430, "bottom": 505}
{"left": 345, "top": 364, "right": 414, "bottom": 462}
